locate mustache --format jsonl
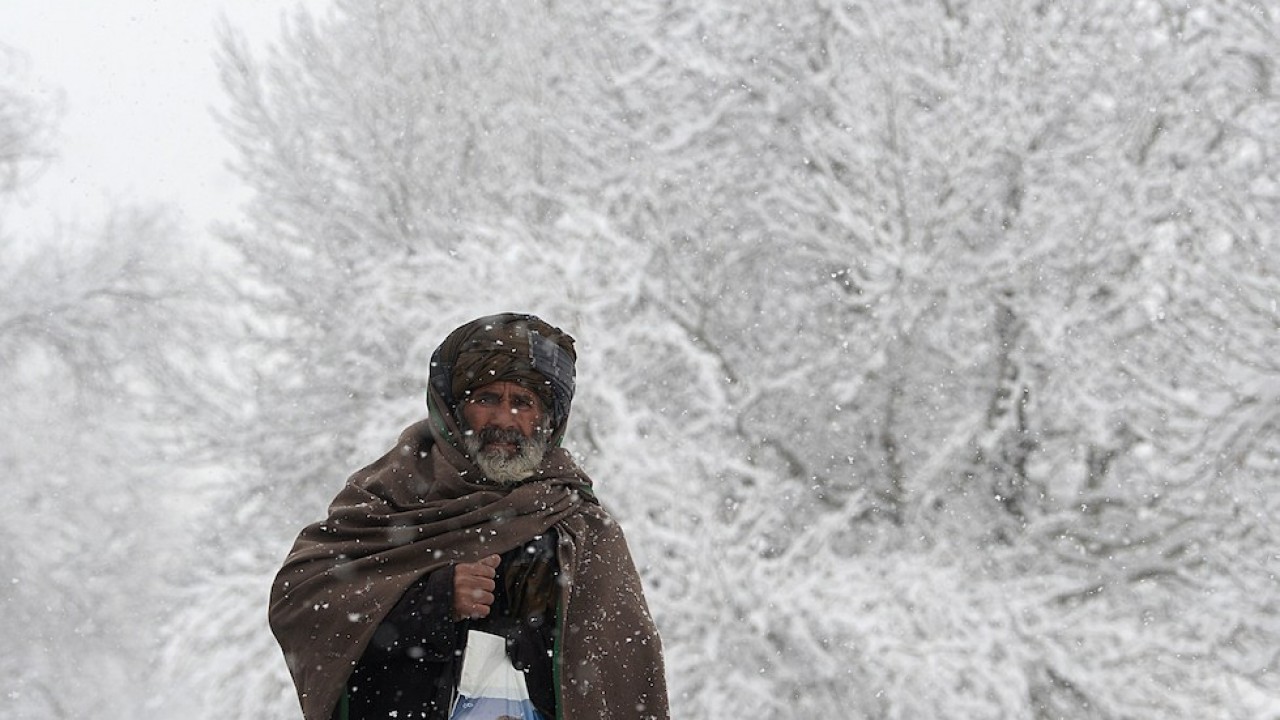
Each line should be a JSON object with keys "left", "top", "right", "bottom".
{"left": 473, "top": 426, "right": 534, "bottom": 449}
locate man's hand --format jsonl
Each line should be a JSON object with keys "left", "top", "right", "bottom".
{"left": 453, "top": 554, "right": 500, "bottom": 620}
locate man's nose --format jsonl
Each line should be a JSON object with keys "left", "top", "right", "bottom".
{"left": 487, "top": 403, "right": 521, "bottom": 429}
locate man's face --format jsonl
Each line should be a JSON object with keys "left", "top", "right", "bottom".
{"left": 459, "top": 381, "right": 550, "bottom": 483}
{"left": 461, "top": 381, "right": 546, "bottom": 447}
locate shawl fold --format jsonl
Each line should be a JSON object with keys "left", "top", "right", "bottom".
{"left": 269, "top": 419, "right": 668, "bottom": 720}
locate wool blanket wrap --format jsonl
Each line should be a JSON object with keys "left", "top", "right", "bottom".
{"left": 269, "top": 420, "right": 669, "bottom": 720}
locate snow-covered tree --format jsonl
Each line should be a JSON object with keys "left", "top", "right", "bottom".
{"left": 1, "top": 44, "right": 238, "bottom": 720}
{"left": 586, "top": 1, "right": 1280, "bottom": 716}
{"left": 170, "top": 1, "right": 1278, "bottom": 717}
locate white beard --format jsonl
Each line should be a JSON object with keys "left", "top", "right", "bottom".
{"left": 461, "top": 426, "right": 549, "bottom": 485}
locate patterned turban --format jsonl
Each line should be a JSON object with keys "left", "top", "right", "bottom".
{"left": 428, "top": 313, "right": 577, "bottom": 432}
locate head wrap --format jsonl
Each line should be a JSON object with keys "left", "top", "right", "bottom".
{"left": 428, "top": 313, "right": 577, "bottom": 432}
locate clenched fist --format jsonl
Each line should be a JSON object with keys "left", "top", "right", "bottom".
{"left": 453, "top": 554, "right": 500, "bottom": 620}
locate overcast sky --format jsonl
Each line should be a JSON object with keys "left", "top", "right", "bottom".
{"left": 3, "top": 1, "right": 299, "bottom": 237}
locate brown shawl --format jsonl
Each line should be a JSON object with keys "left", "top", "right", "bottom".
{"left": 269, "top": 418, "right": 668, "bottom": 720}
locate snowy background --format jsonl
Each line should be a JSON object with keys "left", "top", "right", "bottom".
{"left": 3, "top": 2, "right": 1278, "bottom": 718}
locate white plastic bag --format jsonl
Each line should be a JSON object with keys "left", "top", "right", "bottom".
{"left": 449, "top": 630, "right": 545, "bottom": 720}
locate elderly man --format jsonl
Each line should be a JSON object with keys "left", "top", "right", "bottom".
{"left": 270, "top": 314, "right": 668, "bottom": 720}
